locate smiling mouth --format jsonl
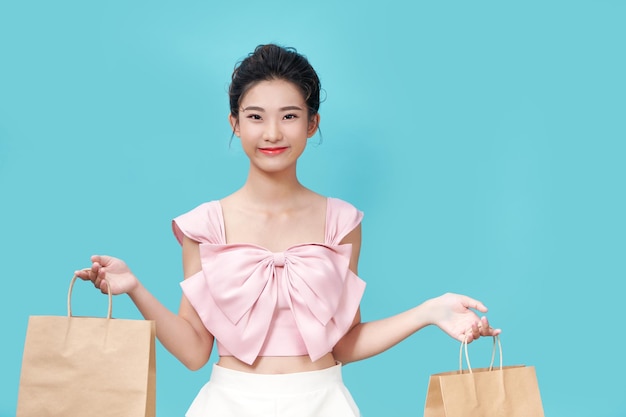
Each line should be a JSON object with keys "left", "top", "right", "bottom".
{"left": 259, "top": 147, "right": 288, "bottom": 155}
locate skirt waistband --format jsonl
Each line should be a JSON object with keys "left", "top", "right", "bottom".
{"left": 209, "top": 363, "right": 344, "bottom": 395}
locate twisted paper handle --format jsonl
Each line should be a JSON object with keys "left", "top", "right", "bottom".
{"left": 67, "top": 271, "right": 112, "bottom": 319}
{"left": 459, "top": 335, "right": 502, "bottom": 373}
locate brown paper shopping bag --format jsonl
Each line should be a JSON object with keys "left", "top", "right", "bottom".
{"left": 424, "top": 336, "right": 544, "bottom": 417}
{"left": 17, "top": 275, "right": 156, "bottom": 417}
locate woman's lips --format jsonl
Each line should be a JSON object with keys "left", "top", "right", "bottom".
{"left": 259, "top": 147, "right": 288, "bottom": 155}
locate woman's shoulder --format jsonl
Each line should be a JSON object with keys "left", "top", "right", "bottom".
{"left": 172, "top": 200, "right": 224, "bottom": 245}
{"left": 176, "top": 200, "right": 222, "bottom": 218}
{"left": 298, "top": 188, "right": 357, "bottom": 211}
{"left": 326, "top": 196, "right": 361, "bottom": 212}
{"left": 325, "top": 197, "right": 364, "bottom": 245}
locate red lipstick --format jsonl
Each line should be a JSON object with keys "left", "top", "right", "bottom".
{"left": 259, "top": 147, "right": 288, "bottom": 155}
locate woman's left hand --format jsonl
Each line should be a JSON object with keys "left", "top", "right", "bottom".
{"left": 425, "top": 293, "right": 501, "bottom": 342}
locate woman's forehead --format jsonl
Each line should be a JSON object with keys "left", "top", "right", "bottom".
{"left": 240, "top": 79, "right": 306, "bottom": 107}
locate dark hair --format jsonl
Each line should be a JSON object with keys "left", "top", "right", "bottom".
{"left": 229, "top": 44, "right": 321, "bottom": 120}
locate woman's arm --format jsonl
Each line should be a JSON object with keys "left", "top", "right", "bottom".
{"left": 332, "top": 227, "right": 500, "bottom": 365}
{"left": 75, "top": 235, "right": 214, "bottom": 370}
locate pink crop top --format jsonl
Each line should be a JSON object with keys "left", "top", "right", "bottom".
{"left": 172, "top": 197, "right": 366, "bottom": 365}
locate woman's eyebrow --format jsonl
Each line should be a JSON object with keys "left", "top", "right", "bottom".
{"left": 241, "top": 105, "right": 304, "bottom": 112}
{"left": 242, "top": 106, "right": 264, "bottom": 112}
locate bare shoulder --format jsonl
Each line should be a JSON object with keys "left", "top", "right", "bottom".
{"left": 218, "top": 190, "right": 245, "bottom": 210}
{"left": 300, "top": 188, "right": 327, "bottom": 212}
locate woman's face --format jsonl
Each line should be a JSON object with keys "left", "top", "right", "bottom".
{"left": 229, "top": 79, "right": 319, "bottom": 176}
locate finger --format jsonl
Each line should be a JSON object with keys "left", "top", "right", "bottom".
{"left": 463, "top": 322, "right": 479, "bottom": 343}
{"left": 92, "top": 260, "right": 103, "bottom": 271}
{"left": 86, "top": 265, "right": 97, "bottom": 286}
{"left": 479, "top": 317, "right": 502, "bottom": 336}
{"left": 486, "top": 320, "right": 502, "bottom": 336}
{"left": 94, "top": 267, "right": 106, "bottom": 290}
{"left": 462, "top": 296, "right": 488, "bottom": 313}
{"left": 77, "top": 266, "right": 99, "bottom": 281}
{"left": 92, "top": 254, "right": 115, "bottom": 267}
{"left": 472, "top": 321, "right": 481, "bottom": 340}
{"left": 480, "top": 316, "right": 490, "bottom": 335}
{"left": 99, "top": 277, "right": 109, "bottom": 295}
{"left": 74, "top": 268, "right": 91, "bottom": 280}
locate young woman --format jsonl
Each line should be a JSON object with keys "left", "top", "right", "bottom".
{"left": 76, "top": 44, "right": 500, "bottom": 417}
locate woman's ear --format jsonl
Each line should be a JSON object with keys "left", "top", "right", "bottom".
{"left": 307, "top": 113, "right": 320, "bottom": 138}
{"left": 228, "top": 114, "right": 240, "bottom": 136}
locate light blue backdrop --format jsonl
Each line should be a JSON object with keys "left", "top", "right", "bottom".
{"left": 1, "top": 1, "right": 624, "bottom": 416}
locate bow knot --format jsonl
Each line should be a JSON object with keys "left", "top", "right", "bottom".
{"left": 273, "top": 252, "right": 286, "bottom": 267}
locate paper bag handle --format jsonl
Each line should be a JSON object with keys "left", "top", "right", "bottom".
{"left": 67, "top": 273, "right": 112, "bottom": 319}
{"left": 459, "top": 335, "right": 503, "bottom": 373}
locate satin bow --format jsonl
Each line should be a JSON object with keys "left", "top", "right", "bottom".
{"left": 182, "top": 242, "right": 362, "bottom": 365}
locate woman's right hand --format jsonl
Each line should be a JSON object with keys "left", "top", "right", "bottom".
{"left": 74, "top": 255, "right": 139, "bottom": 295}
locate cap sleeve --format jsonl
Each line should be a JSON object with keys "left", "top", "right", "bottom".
{"left": 325, "top": 198, "right": 364, "bottom": 246}
{"left": 172, "top": 201, "right": 225, "bottom": 245}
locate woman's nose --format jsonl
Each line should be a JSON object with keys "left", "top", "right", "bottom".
{"left": 263, "top": 120, "right": 282, "bottom": 142}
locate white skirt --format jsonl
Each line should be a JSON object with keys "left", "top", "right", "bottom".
{"left": 185, "top": 363, "right": 360, "bottom": 417}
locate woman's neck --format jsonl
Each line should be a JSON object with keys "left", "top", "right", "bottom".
{"left": 238, "top": 168, "right": 308, "bottom": 210}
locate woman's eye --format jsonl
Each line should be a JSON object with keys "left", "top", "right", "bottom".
{"left": 247, "top": 114, "right": 262, "bottom": 120}
{"left": 283, "top": 114, "right": 297, "bottom": 120}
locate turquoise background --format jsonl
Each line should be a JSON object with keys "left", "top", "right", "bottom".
{"left": 1, "top": 1, "right": 625, "bottom": 416}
